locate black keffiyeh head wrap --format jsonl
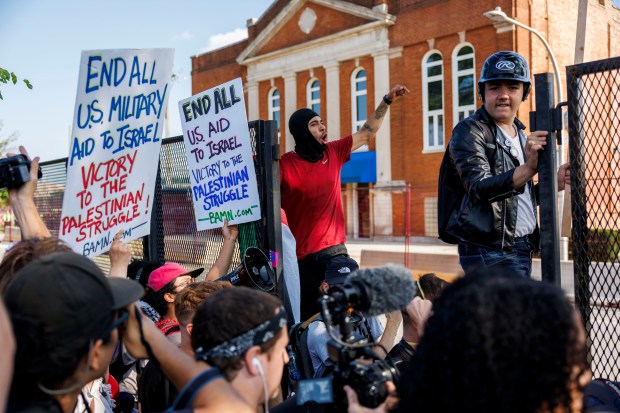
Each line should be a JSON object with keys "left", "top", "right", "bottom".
{"left": 288, "top": 108, "right": 326, "bottom": 162}
{"left": 194, "top": 307, "right": 288, "bottom": 362}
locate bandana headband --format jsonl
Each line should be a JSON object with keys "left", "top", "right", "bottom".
{"left": 195, "top": 307, "right": 288, "bottom": 361}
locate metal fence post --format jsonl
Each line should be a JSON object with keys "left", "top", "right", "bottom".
{"left": 566, "top": 63, "right": 592, "bottom": 367}
{"left": 145, "top": 161, "right": 165, "bottom": 263}
{"left": 530, "top": 73, "right": 561, "bottom": 285}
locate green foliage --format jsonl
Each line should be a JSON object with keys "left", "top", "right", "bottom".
{"left": 587, "top": 228, "right": 620, "bottom": 262}
{"left": 0, "top": 189, "right": 8, "bottom": 208}
{"left": 0, "top": 67, "right": 33, "bottom": 100}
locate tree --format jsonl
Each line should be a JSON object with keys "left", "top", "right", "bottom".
{"left": 0, "top": 67, "right": 33, "bottom": 100}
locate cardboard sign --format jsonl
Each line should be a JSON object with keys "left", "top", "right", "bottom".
{"left": 60, "top": 48, "right": 174, "bottom": 257}
{"left": 178, "top": 77, "right": 261, "bottom": 230}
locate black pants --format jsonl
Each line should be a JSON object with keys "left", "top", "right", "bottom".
{"left": 298, "top": 244, "right": 351, "bottom": 321}
{"left": 298, "top": 256, "right": 326, "bottom": 321}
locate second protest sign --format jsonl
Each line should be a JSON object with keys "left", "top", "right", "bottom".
{"left": 179, "top": 77, "right": 261, "bottom": 230}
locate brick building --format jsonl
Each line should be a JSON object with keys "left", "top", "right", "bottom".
{"left": 191, "top": 0, "right": 620, "bottom": 240}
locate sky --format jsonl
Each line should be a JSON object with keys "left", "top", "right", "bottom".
{"left": 0, "top": 0, "right": 273, "bottom": 161}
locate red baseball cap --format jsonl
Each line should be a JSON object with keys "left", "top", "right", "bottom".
{"left": 147, "top": 263, "right": 203, "bottom": 292}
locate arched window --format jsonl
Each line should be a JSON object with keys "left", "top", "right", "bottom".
{"left": 307, "top": 79, "right": 320, "bottom": 114}
{"left": 422, "top": 51, "right": 444, "bottom": 152}
{"left": 268, "top": 88, "right": 280, "bottom": 133}
{"left": 452, "top": 44, "right": 476, "bottom": 125}
{"left": 351, "top": 68, "right": 367, "bottom": 132}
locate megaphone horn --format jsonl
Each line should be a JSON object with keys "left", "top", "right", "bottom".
{"left": 216, "top": 247, "right": 275, "bottom": 292}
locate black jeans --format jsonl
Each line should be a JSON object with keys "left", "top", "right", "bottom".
{"left": 298, "top": 244, "right": 350, "bottom": 321}
{"left": 298, "top": 255, "right": 326, "bottom": 321}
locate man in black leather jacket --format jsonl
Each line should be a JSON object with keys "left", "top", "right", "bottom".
{"left": 445, "top": 51, "right": 569, "bottom": 277}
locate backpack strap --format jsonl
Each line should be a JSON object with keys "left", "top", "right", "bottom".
{"left": 301, "top": 312, "right": 321, "bottom": 330}
{"left": 167, "top": 368, "right": 223, "bottom": 412}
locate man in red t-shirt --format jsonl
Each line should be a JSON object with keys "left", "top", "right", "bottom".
{"left": 281, "top": 84, "right": 409, "bottom": 320}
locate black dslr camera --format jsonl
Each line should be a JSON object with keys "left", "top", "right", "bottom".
{"left": 0, "top": 154, "right": 41, "bottom": 189}
{"left": 295, "top": 282, "right": 399, "bottom": 410}
{"left": 324, "top": 292, "right": 399, "bottom": 410}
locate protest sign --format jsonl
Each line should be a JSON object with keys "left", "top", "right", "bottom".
{"left": 60, "top": 48, "right": 174, "bottom": 257}
{"left": 178, "top": 77, "right": 261, "bottom": 231}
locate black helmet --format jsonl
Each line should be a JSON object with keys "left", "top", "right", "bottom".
{"left": 478, "top": 51, "right": 531, "bottom": 100}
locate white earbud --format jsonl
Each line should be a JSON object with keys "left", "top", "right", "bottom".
{"left": 252, "top": 357, "right": 269, "bottom": 413}
{"left": 252, "top": 357, "right": 263, "bottom": 372}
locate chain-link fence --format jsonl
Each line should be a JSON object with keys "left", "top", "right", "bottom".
{"left": 32, "top": 120, "right": 280, "bottom": 281}
{"left": 568, "top": 56, "right": 620, "bottom": 379}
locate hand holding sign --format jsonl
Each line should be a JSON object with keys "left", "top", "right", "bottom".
{"left": 60, "top": 49, "right": 174, "bottom": 257}
{"left": 179, "top": 78, "right": 261, "bottom": 230}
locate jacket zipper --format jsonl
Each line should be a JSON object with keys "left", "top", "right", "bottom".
{"left": 500, "top": 146, "right": 506, "bottom": 249}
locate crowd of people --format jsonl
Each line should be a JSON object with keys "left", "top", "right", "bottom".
{"left": 0, "top": 49, "right": 615, "bottom": 413}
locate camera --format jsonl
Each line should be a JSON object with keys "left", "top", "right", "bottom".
{"left": 325, "top": 312, "right": 399, "bottom": 409}
{"left": 294, "top": 266, "right": 414, "bottom": 410}
{"left": 308, "top": 282, "right": 399, "bottom": 410}
{"left": 0, "top": 154, "right": 41, "bottom": 189}
{"left": 337, "top": 358, "right": 397, "bottom": 408}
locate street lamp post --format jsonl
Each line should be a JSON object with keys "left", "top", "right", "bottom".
{"left": 483, "top": 7, "right": 564, "bottom": 103}
{"left": 483, "top": 6, "right": 569, "bottom": 263}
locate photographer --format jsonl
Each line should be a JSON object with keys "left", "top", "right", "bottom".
{"left": 279, "top": 265, "right": 414, "bottom": 413}
{"left": 307, "top": 258, "right": 401, "bottom": 378}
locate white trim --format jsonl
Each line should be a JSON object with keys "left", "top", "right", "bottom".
{"left": 306, "top": 78, "right": 321, "bottom": 114}
{"left": 268, "top": 87, "right": 281, "bottom": 134}
{"left": 247, "top": 82, "right": 259, "bottom": 121}
{"left": 312, "top": 0, "right": 395, "bottom": 21}
{"left": 284, "top": 73, "right": 297, "bottom": 152}
{"left": 422, "top": 50, "right": 445, "bottom": 152}
{"left": 387, "top": 46, "right": 403, "bottom": 59}
{"left": 237, "top": 0, "right": 395, "bottom": 63}
{"left": 451, "top": 43, "right": 476, "bottom": 126}
{"left": 243, "top": 23, "right": 390, "bottom": 79}
{"left": 421, "top": 148, "right": 446, "bottom": 154}
{"left": 351, "top": 67, "right": 367, "bottom": 134}
{"left": 324, "top": 63, "right": 340, "bottom": 143}
{"left": 373, "top": 51, "right": 391, "bottom": 181}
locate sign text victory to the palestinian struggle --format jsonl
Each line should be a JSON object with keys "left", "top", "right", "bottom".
{"left": 179, "top": 77, "right": 261, "bottom": 231}
{"left": 60, "top": 48, "right": 174, "bottom": 257}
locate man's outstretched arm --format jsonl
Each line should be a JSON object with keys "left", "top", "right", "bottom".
{"left": 351, "top": 84, "right": 409, "bottom": 152}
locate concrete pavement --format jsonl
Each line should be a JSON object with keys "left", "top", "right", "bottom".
{"left": 346, "top": 237, "right": 577, "bottom": 297}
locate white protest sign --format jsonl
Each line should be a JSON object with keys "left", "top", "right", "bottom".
{"left": 178, "top": 77, "right": 261, "bottom": 230}
{"left": 59, "top": 48, "right": 174, "bottom": 257}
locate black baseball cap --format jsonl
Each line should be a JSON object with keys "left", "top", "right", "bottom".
{"left": 325, "top": 255, "right": 359, "bottom": 286}
{"left": 5, "top": 251, "right": 144, "bottom": 350}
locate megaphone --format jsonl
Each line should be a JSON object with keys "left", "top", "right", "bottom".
{"left": 217, "top": 247, "right": 275, "bottom": 292}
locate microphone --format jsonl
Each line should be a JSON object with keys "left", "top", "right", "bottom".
{"left": 328, "top": 264, "right": 417, "bottom": 316}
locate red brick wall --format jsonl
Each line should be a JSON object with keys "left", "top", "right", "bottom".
{"left": 260, "top": 3, "right": 370, "bottom": 56}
